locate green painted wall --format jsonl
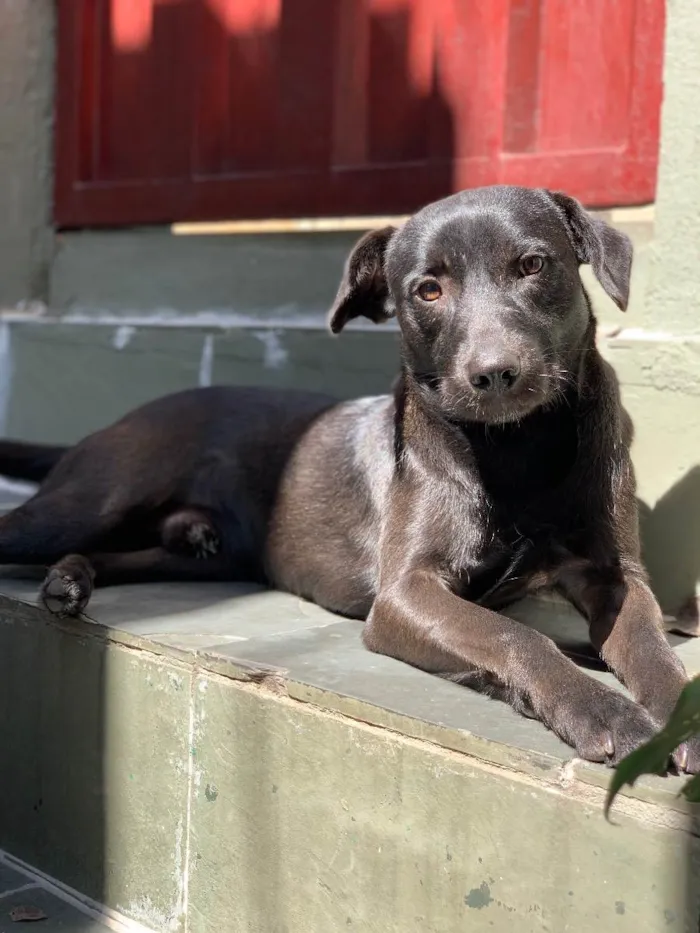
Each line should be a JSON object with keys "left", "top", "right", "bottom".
{"left": 0, "top": 2, "right": 54, "bottom": 306}
{"left": 645, "top": 0, "right": 700, "bottom": 337}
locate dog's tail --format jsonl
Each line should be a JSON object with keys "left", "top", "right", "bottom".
{"left": 0, "top": 440, "right": 68, "bottom": 483}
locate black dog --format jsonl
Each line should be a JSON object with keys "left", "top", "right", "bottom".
{"left": 0, "top": 186, "right": 695, "bottom": 770}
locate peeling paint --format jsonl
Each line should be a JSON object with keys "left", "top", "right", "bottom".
{"left": 0, "top": 307, "right": 400, "bottom": 332}
{"left": 171, "top": 815, "right": 186, "bottom": 930}
{"left": 198, "top": 334, "right": 214, "bottom": 387}
{"left": 112, "top": 324, "right": 135, "bottom": 350}
{"left": 118, "top": 894, "right": 177, "bottom": 932}
{"left": 0, "top": 320, "right": 13, "bottom": 435}
{"left": 464, "top": 882, "right": 493, "bottom": 910}
{"left": 252, "top": 328, "right": 288, "bottom": 369}
{"left": 167, "top": 672, "right": 184, "bottom": 692}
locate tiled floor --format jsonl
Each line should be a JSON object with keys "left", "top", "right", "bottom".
{"left": 0, "top": 858, "right": 148, "bottom": 933}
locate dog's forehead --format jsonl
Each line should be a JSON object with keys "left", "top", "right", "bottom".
{"left": 390, "top": 187, "right": 570, "bottom": 271}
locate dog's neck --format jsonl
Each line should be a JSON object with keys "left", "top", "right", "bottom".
{"left": 395, "top": 359, "right": 594, "bottom": 500}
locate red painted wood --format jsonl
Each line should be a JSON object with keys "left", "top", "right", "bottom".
{"left": 55, "top": 0, "right": 665, "bottom": 228}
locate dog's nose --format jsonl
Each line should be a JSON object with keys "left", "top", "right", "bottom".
{"left": 468, "top": 356, "right": 521, "bottom": 393}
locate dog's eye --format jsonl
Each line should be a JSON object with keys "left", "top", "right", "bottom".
{"left": 520, "top": 255, "right": 544, "bottom": 276}
{"left": 417, "top": 281, "right": 442, "bottom": 301}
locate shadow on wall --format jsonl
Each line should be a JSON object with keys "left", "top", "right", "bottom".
{"left": 640, "top": 465, "right": 700, "bottom": 624}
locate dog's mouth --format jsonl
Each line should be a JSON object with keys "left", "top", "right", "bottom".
{"left": 438, "top": 372, "right": 560, "bottom": 425}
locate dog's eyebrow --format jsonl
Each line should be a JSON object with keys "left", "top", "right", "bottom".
{"left": 424, "top": 260, "right": 450, "bottom": 276}
{"left": 402, "top": 261, "right": 451, "bottom": 292}
{"left": 515, "top": 238, "right": 551, "bottom": 255}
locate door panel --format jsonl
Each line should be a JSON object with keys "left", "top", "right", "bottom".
{"left": 55, "top": 0, "right": 665, "bottom": 227}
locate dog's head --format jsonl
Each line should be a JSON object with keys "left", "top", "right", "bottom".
{"left": 329, "top": 186, "right": 632, "bottom": 424}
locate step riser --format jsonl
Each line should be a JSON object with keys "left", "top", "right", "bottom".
{"left": 0, "top": 600, "right": 697, "bottom": 933}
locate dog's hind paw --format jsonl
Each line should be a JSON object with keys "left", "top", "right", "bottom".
{"left": 161, "top": 508, "right": 220, "bottom": 559}
{"left": 40, "top": 555, "right": 95, "bottom": 616}
{"left": 185, "top": 522, "right": 220, "bottom": 559}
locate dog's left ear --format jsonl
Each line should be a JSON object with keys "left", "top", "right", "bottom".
{"left": 547, "top": 191, "right": 633, "bottom": 311}
{"left": 328, "top": 226, "right": 396, "bottom": 334}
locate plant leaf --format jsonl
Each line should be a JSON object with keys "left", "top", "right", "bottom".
{"left": 605, "top": 675, "right": 700, "bottom": 818}
{"left": 681, "top": 772, "right": 700, "bottom": 803}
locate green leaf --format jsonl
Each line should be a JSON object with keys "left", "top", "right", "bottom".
{"left": 605, "top": 675, "right": 700, "bottom": 818}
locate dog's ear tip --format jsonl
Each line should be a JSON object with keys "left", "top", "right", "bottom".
{"left": 327, "top": 310, "right": 343, "bottom": 335}
{"left": 328, "top": 296, "right": 355, "bottom": 334}
{"left": 328, "top": 226, "right": 396, "bottom": 333}
{"left": 552, "top": 191, "right": 633, "bottom": 312}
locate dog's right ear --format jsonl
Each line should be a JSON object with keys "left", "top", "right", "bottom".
{"left": 547, "top": 191, "right": 633, "bottom": 311}
{"left": 328, "top": 226, "right": 396, "bottom": 334}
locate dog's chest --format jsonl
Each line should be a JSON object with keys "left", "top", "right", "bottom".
{"left": 444, "top": 477, "right": 583, "bottom": 606}
{"left": 468, "top": 409, "right": 579, "bottom": 500}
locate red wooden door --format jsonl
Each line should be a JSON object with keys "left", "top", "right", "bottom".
{"left": 55, "top": 0, "right": 665, "bottom": 228}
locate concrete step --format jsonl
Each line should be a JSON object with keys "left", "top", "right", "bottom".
{"left": 0, "top": 573, "right": 698, "bottom": 933}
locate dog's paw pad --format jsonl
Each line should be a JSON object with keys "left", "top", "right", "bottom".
{"left": 161, "top": 510, "right": 220, "bottom": 559}
{"left": 40, "top": 562, "right": 93, "bottom": 616}
{"left": 185, "top": 522, "right": 220, "bottom": 559}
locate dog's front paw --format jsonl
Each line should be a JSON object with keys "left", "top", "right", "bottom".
{"left": 40, "top": 555, "right": 95, "bottom": 616}
{"left": 556, "top": 684, "right": 659, "bottom": 767}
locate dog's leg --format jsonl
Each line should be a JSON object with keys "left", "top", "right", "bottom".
{"left": 557, "top": 564, "right": 700, "bottom": 771}
{"left": 40, "top": 548, "right": 234, "bottom": 616}
{"left": 0, "top": 492, "right": 125, "bottom": 565}
{"left": 364, "top": 569, "right": 658, "bottom": 765}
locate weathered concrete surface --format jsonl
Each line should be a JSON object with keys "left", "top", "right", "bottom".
{"left": 600, "top": 337, "right": 700, "bottom": 613}
{"left": 0, "top": 597, "right": 190, "bottom": 930}
{"left": 0, "top": 597, "right": 105, "bottom": 901}
{"left": 50, "top": 229, "right": 359, "bottom": 320}
{"left": 191, "top": 677, "right": 695, "bottom": 933}
{"left": 48, "top": 212, "right": 650, "bottom": 327}
{"left": 630, "top": 0, "right": 700, "bottom": 616}
{"left": 0, "top": 320, "right": 400, "bottom": 443}
{"left": 0, "top": 1, "right": 54, "bottom": 306}
{"left": 645, "top": 0, "right": 700, "bottom": 336}
{"left": 0, "top": 578, "right": 700, "bottom": 932}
